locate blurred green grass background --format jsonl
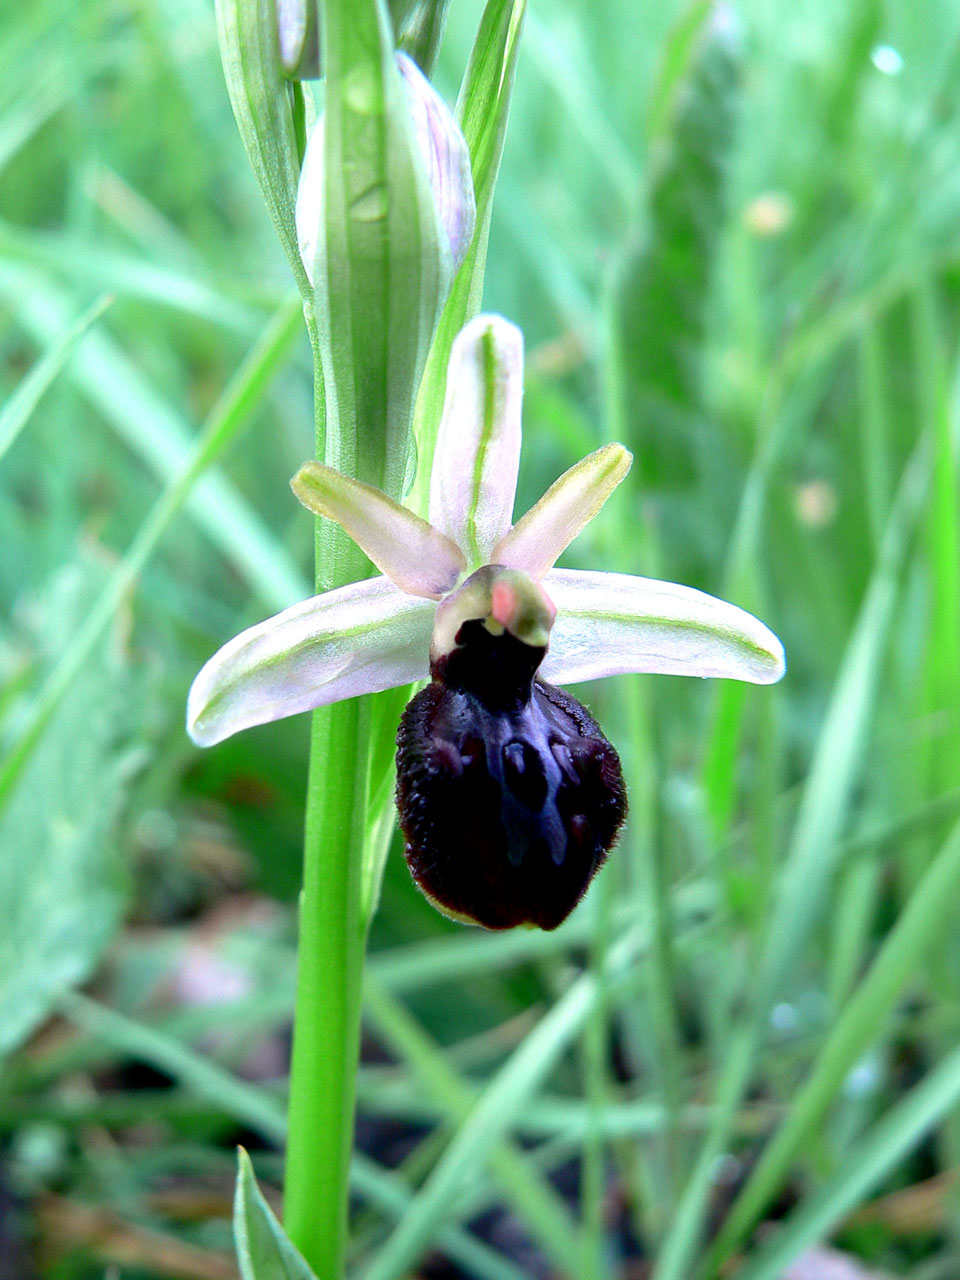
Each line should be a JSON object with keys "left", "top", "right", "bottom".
{"left": 2, "top": 0, "right": 960, "bottom": 1277}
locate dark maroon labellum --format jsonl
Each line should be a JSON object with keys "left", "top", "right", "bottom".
{"left": 396, "top": 617, "right": 626, "bottom": 930}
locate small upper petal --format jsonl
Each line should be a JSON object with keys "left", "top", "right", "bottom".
{"left": 187, "top": 577, "right": 435, "bottom": 746}
{"left": 540, "top": 568, "right": 786, "bottom": 686}
{"left": 429, "top": 314, "right": 524, "bottom": 567}
{"left": 494, "top": 444, "right": 632, "bottom": 580}
{"left": 292, "top": 461, "right": 465, "bottom": 599}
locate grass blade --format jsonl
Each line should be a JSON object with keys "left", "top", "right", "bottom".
{"left": 656, "top": 442, "right": 929, "bottom": 1280}
{"left": 364, "top": 975, "right": 586, "bottom": 1277}
{"left": 0, "top": 267, "right": 308, "bottom": 611}
{"left": 0, "top": 220, "right": 266, "bottom": 334}
{"left": 0, "top": 293, "right": 111, "bottom": 463}
{"left": 711, "top": 813, "right": 960, "bottom": 1262}
{"left": 0, "top": 294, "right": 304, "bottom": 811}
{"left": 363, "top": 925, "right": 646, "bottom": 1280}
{"left": 734, "top": 1043, "right": 960, "bottom": 1280}
{"left": 55, "top": 992, "right": 526, "bottom": 1280}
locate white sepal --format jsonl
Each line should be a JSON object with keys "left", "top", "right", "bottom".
{"left": 292, "top": 462, "right": 465, "bottom": 599}
{"left": 494, "top": 444, "right": 632, "bottom": 580}
{"left": 187, "top": 577, "right": 435, "bottom": 747}
{"left": 429, "top": 314, "right": 524, "bottom": 568}
{"left": 540, "top": 568, "right": 786, "bottom": 686}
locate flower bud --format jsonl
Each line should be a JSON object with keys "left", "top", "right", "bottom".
{"left": 275, "top": 0, "right": 320, "bottom": 79}
{"left": 395, "top": 53, "right": 475, "bottom": 270}
{"left": 296, "top": 54, "right": 475, "bottom": 286}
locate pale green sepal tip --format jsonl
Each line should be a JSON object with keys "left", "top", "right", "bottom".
{"left": 494, "top": 443, "right": 633, "bottom": 580}
{"left": 291, "top": 461, "right": 465, "bottom": 600}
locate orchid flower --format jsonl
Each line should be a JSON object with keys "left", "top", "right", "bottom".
{"left": 188, "top": 314, "right": 784, "bottom": 930}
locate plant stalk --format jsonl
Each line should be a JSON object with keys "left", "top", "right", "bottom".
{"left": 284, "top": 323, "right": 374, "bottom": 1277}
{"left": 285, "top": 693, "right": 371, "bottom": 1275}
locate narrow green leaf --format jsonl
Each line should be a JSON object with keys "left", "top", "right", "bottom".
{"left": 754, "top": 443, "right": 926, "bottom": 1008}
{"left": 0, "top": 293, "right": 111, "bottom": 464}
{"left": 524, "top": 11, "right": 638, "bottom": 208}
{"left": 0, "top": 295, "right": 305, "bottom": 811}
{"left": 825, "top": 850, "right": 883, "bottom": 1010}
{"left": 645, "top": 0, "right": 712, "bottom": 144}
{"left": 734, "top": 1043, "right": 960, "bottom": 1280}
{"left": 215, "top": 0, "right": 309, "bottom": 294}
{"left": 352, "top": 1153, "right": 527, "bottom": 1280}
{"left": 712, "top": 813, "right": 960, "bottom": 1262}
{"left": 234, "top": 1148, "right": 318, "bottom": 1280}
{"left": 856, "top": 319, "right": 891, "bottom": 551}
{"left": 0, "top": 560, "right": 140, "bottom": 1056}
{"left": 613, "top": 1, "right": 740, "bottom": 488}
{"left": 700, "top": 678, "right": 748, "bottom": 833}
{"left": 818, "top": 0, "right": 883, "bottom": 151}
{"left": 56, "top": 993, "right": 525, "bottom": 1280}
{"left": 363, "top": 926, "right": 646, "bottom": 1280}
{"left": 914, "top": 283, "right": 960, "bottom": 807}
{"left": 0, "top": 268, "right": 308, "bottom": 612}
{"left": 0, "top": 81, "right": 69, "bottom": 176}
{"left": 657, "top": 444, "right": 929, "bottom": 1280}
{"left": 0, "top": 220, "right": 266, "bottom": 333}
{"left": 367, "top": 883, "right": 712, "bottom": 990}
{"left": 408, "top": 0, "right": 526, "bottom": 517}
{"left": 364, "top": 976, "right": 586, "bottom": 1276}
{"left": 700, "top": 275, "right": 916, "bottom": 833}
{"left": 910, "top": 279, "right": 960, "bottom": 1169}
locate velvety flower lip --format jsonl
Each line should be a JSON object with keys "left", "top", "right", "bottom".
{"left": 187, "top": 313, "right": 785, "bottom": 749}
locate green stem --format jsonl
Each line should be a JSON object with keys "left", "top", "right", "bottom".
{"left": 284, "top": 320, "right": 373, "bottom": 1277}
{"left": 285, "top": 697, "right": 370, "bottom": 1275}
